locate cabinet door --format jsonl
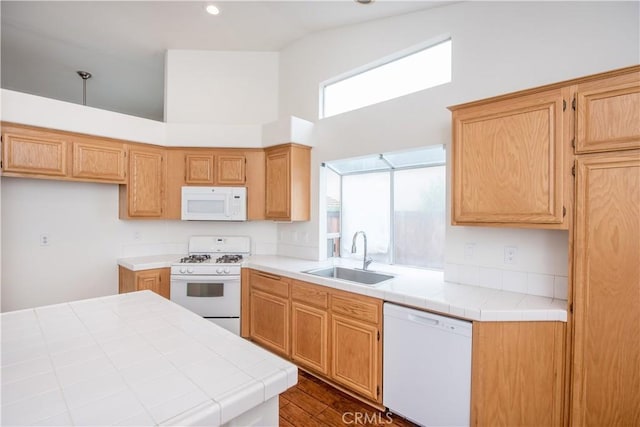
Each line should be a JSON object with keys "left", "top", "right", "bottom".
{"left": 452, "top": 88, "right": 567, "bottom": 226}
{"left": 72, "top": 139, "right": 126, "bottom": 182}
{"left": 265, "top": 147, "right": 291, "bottom": 219}
{"left": 185, "top": 153, "right": 215, "bottom": 184}
{"left": 217, "top": 154, "right": 245, "bottom": 185}
{"left": 136, "top": 270, "right": 161, "bottom": 295}
{"left": 571, "top": 152, "right": 640, "bottom": 426}
{"left": 127, "top": 147, "right": 164, "bottom": 217}
{"left": 119, "top": 267, "right": 169, "bottom": 299}
{"left": 330, "top": 314, "right": 380, "bottom": 402}
{"left": 249, "top": 289, "right": 290, "bottom": 357}
{"left": 291, "top": 302, "right": 328, "bottom": 375}
{"left": 575, "top": 70, "right": 640, "bottom": 153}
{"left": 471, "top": 322, "right": 565, "bottom": 427}
{"left": 2, "top": 130, "right": 68, "bottom": 177}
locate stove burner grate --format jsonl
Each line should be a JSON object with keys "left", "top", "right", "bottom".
{"left": 216, "top": 254, "right": 244, "bottom": 264}
{"left": 179, "top": 254, "right": 212, "bottom": 263}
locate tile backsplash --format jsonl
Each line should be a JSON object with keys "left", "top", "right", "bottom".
{"left": 445, "top": 263, "right": 568, "bottom": 300}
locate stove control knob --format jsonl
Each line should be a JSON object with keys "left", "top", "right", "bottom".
{"left": 224, "top": 268, "right": 230, "bottom": 274}
{"left": 216, "top": 268, "right": 223, "bottom": 274}
{"left": 187, "top": 267, "right": 194, "bottom": 274}
{"left": 179, "top": 267, "right": 186, "bottom": 274}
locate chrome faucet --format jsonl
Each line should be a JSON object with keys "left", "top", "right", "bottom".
{"left": 351, "top": 231, "right": 373, "bottom": 270}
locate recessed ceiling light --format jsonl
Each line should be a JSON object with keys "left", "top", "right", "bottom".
{"left": 355, "top": 0, "right": 374, "bottom": 4}
{"left": 205, "top": 4, "right": 220, "bottom": 15}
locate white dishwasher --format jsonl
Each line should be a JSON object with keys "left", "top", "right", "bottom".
{"left": 383, "top": 303, "right": 472, "bottom": 427}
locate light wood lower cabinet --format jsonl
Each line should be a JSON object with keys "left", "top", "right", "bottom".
{"left": 291, "top": 280, "right": 329, "bottom": 375}
{"left": 243, "top": 270, "right": 382, "bottom": 404}
{"left": 471, "top": 321, "right": 565, "bottom": 427}
{"left": 570, "top": 151, "right": 640, "bottom": 426}
{"left": 331, "top": 313, "right": 380, "bottom": 402}
{"left": 291, "top": 301, "right": 328, "bottom": 375}
{"left": 118, "top": 266, "right": 170, "bottom": 299}
{"left": 247, "top": 270, "right": 290, "bottom": 357}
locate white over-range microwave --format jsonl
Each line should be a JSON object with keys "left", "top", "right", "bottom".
{"left": 181, "top": 186, "right": 247, "bottom": 221}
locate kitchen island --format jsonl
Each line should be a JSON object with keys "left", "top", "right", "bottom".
{"left": 0, "top": 291, "right": 297, "bottom": 426}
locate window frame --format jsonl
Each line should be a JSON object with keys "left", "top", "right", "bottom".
{"left": 319, "top": 35, "right": 452, "bottom": 119}
{"left": 326, "top": 159, "right": 446, "bottom": 268}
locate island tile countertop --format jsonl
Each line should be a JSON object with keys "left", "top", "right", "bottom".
{"left": 116, "top": 254, "right": 568, "bottom": 322}
{"left": 1, "top": 291, "right": 297, "bottom": 426}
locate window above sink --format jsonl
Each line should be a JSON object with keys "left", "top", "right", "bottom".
{"left": 324, "top": 146, "right": 446, "bottom": 270}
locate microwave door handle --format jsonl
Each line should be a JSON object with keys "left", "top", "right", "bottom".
{"left": 224, "top": 194, "right": 231, "bottom": 217}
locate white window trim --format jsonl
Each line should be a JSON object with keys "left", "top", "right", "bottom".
{"left": 318, "top": 34, "right": 452, "bottom": 119}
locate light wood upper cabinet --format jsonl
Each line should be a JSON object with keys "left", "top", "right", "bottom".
{"left": 265, "top": 143, "right": 310, "bottom": 221}
{"left": 575, "top": 69, "right": 640, "bottom": 153}
{"left": 217, "top": 154, "right": 245, "bottom": 185}
{"left": 1, "top": 124, "right": 68, "bottom": 177}
{"left": 471, "top": 321, "right": 565, "bottom": 427}
{"left": 184, "top": 153, "right": 215, "bottom": 184}
{"left": 450, "top": 87, "right": 569, "bottom": 228}
{"left": 120, "top": 146, "right": 165, "bottom": 218}
{"left": 244, "top": 150, "right": 266, "bottom": 221}
{"left": 183, "top": 151, "right": 246, "bottom": 185}
{"left": 71, "top": 137, "right": 126, "bottom": 183}
{"left": 118, "top": 266, "right": 170, "bottom": 299}
{"left": 570, "top": 151, "right": 640, "bottom": 426}
{"left": 1, "top": 122, "right": 125, "bottom": 184}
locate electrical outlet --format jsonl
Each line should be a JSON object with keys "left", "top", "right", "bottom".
{"left": 134, "top": 231, "right": 141, "bottom": 240}
{"left": 464, "top": 243, "right": 475, "bottom": 260}
{"left": 40, "top": 234, "right": 50, "bottom": 246}
{"left": 504, "top": 246, "right": 517, "bottom": 264}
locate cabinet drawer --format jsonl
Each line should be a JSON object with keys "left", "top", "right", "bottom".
{"left": 331, "top": 294, "right": 381, "bottom": 324}
{"left": 292, "top": 280, "right": 328, "bottom": 308}
{"left": 249, "top": 270, "right": 289, "bottom": 298}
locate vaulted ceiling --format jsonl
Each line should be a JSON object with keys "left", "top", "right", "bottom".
{"left": 1, "top": 1, "right": 448, "bottom": 121}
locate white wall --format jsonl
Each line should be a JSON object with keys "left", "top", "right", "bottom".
{"left": 1, "top": 89, "right": 166, "bottom": 145}
{"left": 0, "top": 86, "right": 278, "bottom": 312}
{"left": 163, "top": 50, "right": 279, "bottom": 147}
{"left": 275, "top": 1, "right": 639, "bottom": 294}
{"left": 1, "top": 178, "right": 277, "bottom": 312}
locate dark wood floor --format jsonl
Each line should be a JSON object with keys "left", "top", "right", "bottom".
{"left": 280, "top": 371, "right": 417, "bottom": 427}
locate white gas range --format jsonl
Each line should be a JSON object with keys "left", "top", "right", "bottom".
{"left": 170, "top": 235, "right": 250, "bottom": 335}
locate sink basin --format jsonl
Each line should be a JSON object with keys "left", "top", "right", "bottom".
{"left": 303, "top": 266, "right": 394, "bottom": 285}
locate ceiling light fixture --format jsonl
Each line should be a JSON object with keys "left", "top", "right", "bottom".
{"left": 355, "top": 0, "right": 374, "bottom": 4}
{"left": 76, "top": 70, "right": 92, "bottom": 106}
{"left": 205, "top": 4, "right": 220, "bottom": 15}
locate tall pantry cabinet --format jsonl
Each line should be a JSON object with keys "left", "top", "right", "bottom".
{"left": 449, "top": 66, "right": 639, "bottom": 426}
{"left": 569, "top": 69, "right": 640, "bottom": 426}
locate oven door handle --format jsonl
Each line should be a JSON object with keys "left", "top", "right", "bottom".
{"left": 171, "top": 275, "right": 240, "bottom": 282}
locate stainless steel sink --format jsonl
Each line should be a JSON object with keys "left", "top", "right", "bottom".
{"left": 303, "top": 266, "right": 394, "bottom": 285}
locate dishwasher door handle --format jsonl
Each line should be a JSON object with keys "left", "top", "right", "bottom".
{"left": 408, "top": 313, "right": 439, "bottom": 326}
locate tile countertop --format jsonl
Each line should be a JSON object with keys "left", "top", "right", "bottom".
{"left": 243, "top": 256, "right": 568, "bottom": 322}
{"left": 0, "top": 291, "right": 297, "bottom": 427}
{"left": 116, "top": 254, "right": 568, "bottom": 322}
